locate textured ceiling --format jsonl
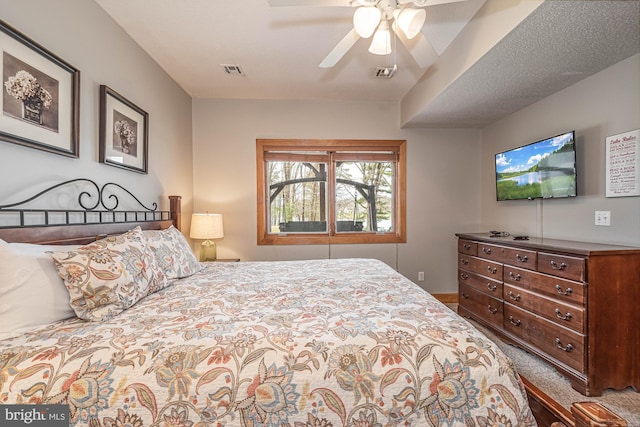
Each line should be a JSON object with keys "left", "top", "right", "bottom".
{"left": 406, "top": 0, "right": 640, "bottom": 127}
{"left": 95, "top": 0, "right": 639, "bottom": 128}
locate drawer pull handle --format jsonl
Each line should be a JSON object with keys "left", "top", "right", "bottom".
{"left": 460, "top": 273, "right": 469, "bottom": 280}
{"left": 487, "top": 305, "right": 498, "bottom": 314}
{"left": 555, "top": 338, "right": 573, "bottom": 352}
{"left": 508, "top": 316, "right": 521, "bottom": 326}
{"left": 482, "top": 247, "right": 492, "bottom": 255}
{"left": 487, "top": 283, "right": 497, "bottom": 292}
{"left": 550, "top": 260, "right": 567, "bottom": 271}
{"left": 487, "top": 266, "right": 498, "bottom": 274}
{"left": 462, "top": 293, "right": 469, "bottom": 299}
{"left": 555, "top": 309, "right": 572, "bottom": 321}
{"left": 515, "top": 254, "right": 528, "bottom": 263}
{"left": 508, "top": 291, "right": 521, "bottom": 301}
{"left": 555, "top": 285, "right": 573, "bottom": 296}
{"left": 461, "top": 258, "right": 469, "bottom": 265}
{"left": 508, "top": 271, "right": 522, "bottom": 281}
{"left": 463, "top": 244, "right": 471, "bottom": 250}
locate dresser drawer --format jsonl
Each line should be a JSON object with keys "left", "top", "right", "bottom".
{"left": 458, "top": 239, "right": 478, "bottom": 256}
{"left": 459, "top": 283, "right": 503, "bottom": 328}
{"left": 503, "top": 265, "right": 585, "bottom": 305}
{"left": 458, "top": 254, "right": 503, "bottom": 281}
{"left": 504, "top": 304, "right": 585, "bottom": 373}
{"left": 503, "top": 284, "right": 585, "bottom": 333}
{"left": 458, "top": 269, "right": 503, "bottom": 297}
{"left": 477, "top": 243, "right": 537, "bottom": 270}
{"left": 538, "top": 252, "right": 586, "bottom": 282}
{"left": 502, "top": 247, "right": 537, "bottom": 270}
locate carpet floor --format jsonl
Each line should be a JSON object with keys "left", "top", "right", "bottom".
{"left": 445, "top": 304, "right": 640, "bottom": 425}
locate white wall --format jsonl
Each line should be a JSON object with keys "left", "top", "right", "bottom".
{"left": 0, "top": 0, "right": 193, "bottom": 222}
{"left": 481, "top": 54, "right": 640, "bottom": 246}
{"left": 192, "top": 98, "right": 481, "bottom": 293}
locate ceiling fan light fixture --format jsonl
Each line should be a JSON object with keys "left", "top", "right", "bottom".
{"left": 394, "top": 7, "right": 426, "bottom": 39}
{"left": 368, "top": 20, "right": 392, "bottom": 55}
{"left": 353, "top": 6, "right": 381, "bottom": 38}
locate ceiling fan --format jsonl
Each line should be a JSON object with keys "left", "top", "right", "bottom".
{"left": 267, "top": 0, "right": 469, "bottom": 68}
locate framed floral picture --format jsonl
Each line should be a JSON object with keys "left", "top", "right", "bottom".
{"left": 99, "top": 85, "right": 148, "bottom": 174}
{"left": 0, "top": 19, "right": 80, "bottom": 157}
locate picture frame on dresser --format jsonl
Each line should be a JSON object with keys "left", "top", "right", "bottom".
{"left": 0, "top": 19, "right": 80, "bottom": 157}
{"left": 99, "top": 84, "right": 148, "bottom": 174}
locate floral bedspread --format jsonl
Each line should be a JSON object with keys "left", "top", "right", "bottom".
{"left": 1, "top": 258, "right": 535, "bottom": 427}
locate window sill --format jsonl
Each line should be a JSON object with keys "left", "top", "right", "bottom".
{"left": 258, "top": 233, "right": 405, "bottom": 245}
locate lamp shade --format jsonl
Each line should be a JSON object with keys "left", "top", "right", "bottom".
{"left": 394, "top": 8, "right": 426, "bottom": 39}
{"left": 353, "top": 6, "right": 381, "bottom": 38}
{"left": 368, "top": 20, "right": 391, "bottom": 55}
{"left": 190, "top": 213, "right": 224, "bottom": 240}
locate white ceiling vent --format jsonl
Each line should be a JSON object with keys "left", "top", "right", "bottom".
{"left": 374, "top": 65, "right": 396, "bottom": 79}
{"left": 221, "top": 64, "right": 245, "bottom": 76}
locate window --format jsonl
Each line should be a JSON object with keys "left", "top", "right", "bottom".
{"left": 257, "top": 139, "right": 406, "bottom": 245}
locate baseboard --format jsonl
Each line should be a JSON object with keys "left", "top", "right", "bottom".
{"left": 432, "top": 293, "right": 458, "bottom": 304}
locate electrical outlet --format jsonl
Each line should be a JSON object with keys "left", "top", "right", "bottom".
{"left": 418, "top": 272, "right": 425, "bottom": 282}
{"left": 595, "top": 211, "right": 611, "bottom": 226}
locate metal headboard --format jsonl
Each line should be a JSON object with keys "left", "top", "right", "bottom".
{"left": 0, "top": 178, "right": 171, "bottom": 229}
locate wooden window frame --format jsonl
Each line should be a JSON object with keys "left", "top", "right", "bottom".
{"left": 257, "top": 139, "right": 406, "bottom": 245}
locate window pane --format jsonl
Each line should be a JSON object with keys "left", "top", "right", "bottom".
{"left": 267, "top": 161, "right": 328, "bottom": 233}
{"left": 335, "top": 161, "right": 394, "bottom": 233}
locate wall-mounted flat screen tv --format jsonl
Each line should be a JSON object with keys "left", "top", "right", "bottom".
{"left": 495, "top": 131, "right": 577, "bottom": 201}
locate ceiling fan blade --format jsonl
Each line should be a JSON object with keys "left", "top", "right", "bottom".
{"left": 319, "top": 28, "right": 360, "bottom": 68}
{"left": 267, "top": 0, "right": 351, "bottom": 6}
{"left": 394, "top": 27, "right": 439, "bottom": 68}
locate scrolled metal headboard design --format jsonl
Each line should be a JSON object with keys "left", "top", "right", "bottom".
{"left": 0, "top": 178, "right": 170, "bottom": 228}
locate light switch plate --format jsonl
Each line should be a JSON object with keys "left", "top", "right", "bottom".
{"left": 595, "top": 211, "right": 611, "bottom": 226}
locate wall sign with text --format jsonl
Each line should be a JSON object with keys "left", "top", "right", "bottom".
{"left": 605, "top": 129, "right": 639, "bottom": 198}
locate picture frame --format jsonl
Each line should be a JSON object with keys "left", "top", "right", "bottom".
{"left": 0, "top": 19, "right": 80, "bottom": 157}
{"left": 99, "top": 85, "right": 148, "bottom": 174}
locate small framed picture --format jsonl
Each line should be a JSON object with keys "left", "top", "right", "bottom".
{"left": 99, "top": 85, "right": 148, "bottom": 174}
{"left": 0, "top": 19, "right": 80, "bottom": 157}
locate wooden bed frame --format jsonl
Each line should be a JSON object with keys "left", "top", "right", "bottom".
{"left": 522, "top": 377, "right": 628, "bottom": 427}
{"left": 0, "top": 180, "right": 627, "bottom": 427}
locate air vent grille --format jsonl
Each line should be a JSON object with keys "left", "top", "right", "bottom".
{"left": 374, "top": 65, "right": 396, "bottom": 79}
{"left": 221, "top": 64, "right": 245, "bottom": 76}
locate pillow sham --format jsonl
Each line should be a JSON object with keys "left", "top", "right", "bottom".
{"left": 0, "top": 240, "right": 80, "bottom": 340}
{"left": 48, "top": 226, "right": 167, "bottom": 322}
{"left": 143, "top": 225, "right": 202, "bottom": 279}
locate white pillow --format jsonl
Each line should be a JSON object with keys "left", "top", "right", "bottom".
{"left": 0, "top": 239, "right": 80, "bottom": 340}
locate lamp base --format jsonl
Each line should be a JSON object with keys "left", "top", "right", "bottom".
{"left": 199, "top": 239, "right": 217, "bottom": 261}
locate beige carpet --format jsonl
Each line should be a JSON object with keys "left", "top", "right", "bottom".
{"left": 445, "top": 304, "right": 640, "bottom": 425}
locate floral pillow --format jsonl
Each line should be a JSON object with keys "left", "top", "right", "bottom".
{"left": 48, "top": 227, "right": 167, "bottom": 321}
{"left": 143, "top": 225, "right": 202, "bottom": 279}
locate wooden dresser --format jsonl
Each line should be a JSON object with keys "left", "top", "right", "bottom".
{"left": 455, "top": 232, "right": 640, "bottom": 396}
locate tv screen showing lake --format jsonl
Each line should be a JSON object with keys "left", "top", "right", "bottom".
{"left": 495, "top": 132, "right": 577, "bottom": 201}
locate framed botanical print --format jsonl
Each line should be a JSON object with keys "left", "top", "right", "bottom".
{"left": 99, "top": 85, "right": 148, "bottom": 174}
{"left": 0, "top": 19, "right": 80, "bottom": 157}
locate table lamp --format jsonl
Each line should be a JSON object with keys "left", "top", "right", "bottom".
{"left": 189, "top": 213, "right": 224, "bottom": 261}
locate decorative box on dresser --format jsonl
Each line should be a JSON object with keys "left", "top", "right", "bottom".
{"left": 456, "top": 232, "right": 640, "bottom": 397}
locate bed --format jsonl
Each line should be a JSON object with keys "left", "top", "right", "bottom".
{"left": 0, "top": 180, "right": 538, "bottom": 426}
